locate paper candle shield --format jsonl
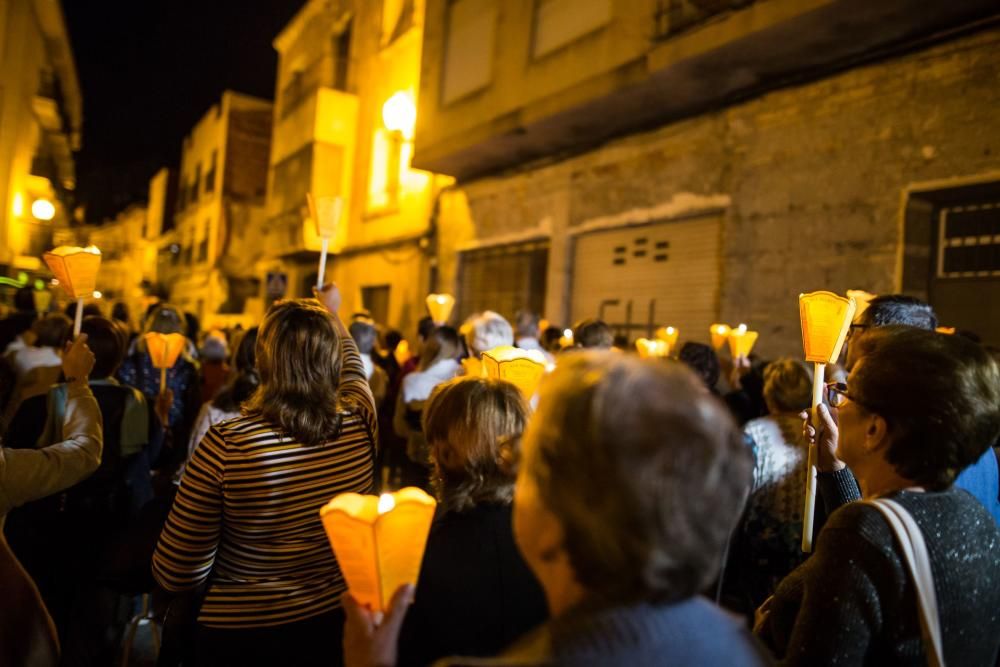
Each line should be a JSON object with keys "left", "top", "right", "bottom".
{"left": 636, "top": 338, "right": 669, "bottom": 358}
{"left": 727, "top": 326, "right": 759, "bottom": 358}
{"left": 320, "top": 487, "right": 436, "bottom": 613}
{"left": 43, "top": 246, "right": 102, "bottom": 299}
{"left": 481, "top": 345, "right": 547, "bottom": 396}
{"left": 846, "top": 290, "right": 876, "bottom": 317}
{"left": 425, "top": 294, "right": 455, "bottom": 325}
{"left": 144, "top": 332, "right": 187, "bottom": 369}
{"left": 307, "top": 194, "right": 343, "bottom": 238}
{"left": 799, "top": 291, "right": 857, "bottom": 364}
{"left": 709, "top": 324, "right": 731, "bottom": 351}
{"left": 655, "top": 326, "right": 679, "bottom": 349}
{"left": 462, "top": 356, "right": 484, "bottom": 378}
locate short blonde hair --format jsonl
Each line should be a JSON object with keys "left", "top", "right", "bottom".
{"left": 423, "top": 376, "right": 528, "bottom": 512}
{"left": 762, "top": 358, "right": 813, "bottom": 414}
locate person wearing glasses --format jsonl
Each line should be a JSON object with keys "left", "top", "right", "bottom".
{"left": 755, "top": 327, "right": 1000, "bottom": 665}
{"left": 841, "top": 294, "right": 1000, "bottom": 525}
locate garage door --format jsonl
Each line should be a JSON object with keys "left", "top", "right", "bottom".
{"left": 570, "top": 217, "right": 722, "bottom": 345}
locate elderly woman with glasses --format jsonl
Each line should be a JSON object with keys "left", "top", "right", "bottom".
{"left": 755, "top": 327, "right": 1000, "bottom": 665}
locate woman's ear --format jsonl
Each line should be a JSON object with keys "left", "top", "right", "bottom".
{"left": 864, "top": 413, "right": 891, "bottom": 453}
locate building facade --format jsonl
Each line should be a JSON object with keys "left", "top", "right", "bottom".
{"left": 162, "top": 91, "right": 272, "bottom": 326}
{"left": 415, "top": 0, "right": 1000, "bottom": 353}
{"left": 261, "top": 0, "right": 452, "bottom": 336}
{"left": 0, "top": 0, "right": 82, "bottom": 281}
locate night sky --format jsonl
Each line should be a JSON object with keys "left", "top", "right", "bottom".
{"left": 63, "top": 1, "right": 306, "bottom": 223}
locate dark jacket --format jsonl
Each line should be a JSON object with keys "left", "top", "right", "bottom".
{"left": 398, "top": 503, "right": 548, "bottom": 666}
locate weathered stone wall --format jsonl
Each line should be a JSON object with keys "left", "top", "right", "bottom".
{"left": 440, "top": 28, "right": 1000, "bottom": 356}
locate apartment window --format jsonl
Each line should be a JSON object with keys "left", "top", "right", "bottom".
{"left": 333, "top": 20, "right": 353, "bottom": 92}
{"left": 441, "top": 0, "right": 497, "bottom": 105}
{"left": 937, "top": 202, "right": 1000, "bottom": 277}
{"left": 361, "top": 285, "right": 391, "bottom": 326}
{"left": 197, "top": 237, "right": 208, "bottom": 263}
{"left": 532, "top": 0, "right": 611, "bottom": 58}
{"left": 457, "top": 241, "right": 549, "bottom": 323}
{"left": 205, "top": 151, "right": 217, "bottom": 193}
{"left": 367, "top": 129, "right": 408, "bottom": 214}
{"left": 191, "top": 164, "right": 201, "bottom": 203}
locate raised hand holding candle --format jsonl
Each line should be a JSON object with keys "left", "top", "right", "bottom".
{"left": 425, "top": 294, "right": 455, "bottom": 325}
{"left": 43, "top": 245, "right": 102, "bottom": 337}
{"left": 709, "top": 323, "right": 731, "bottom": 351}
{"left": 481, "top": 345, "right": 547, "bottom": 396}
{"left": 144, "top": 332, "right": 187, "bottom": 393}
{"left": 635, "top": 338, "right": 669, "bottom": 359}
{"left": 727, "top": 324, "right": 758, "bottom": 359}
{"left": 798, "top": 290, "right": 857, "bottom": 553}
{"left": 320, "top": 487, "right": 436, "bottom": 614}
{"left": 307, "top": 194, "right": 343, "bottom": 289}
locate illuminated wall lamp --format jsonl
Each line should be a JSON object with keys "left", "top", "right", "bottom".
{"left": 32, "top": 198, "right": 56, "bottom": 221}
{"left": 381, "top": 92, "right": 416, "bottom": 200}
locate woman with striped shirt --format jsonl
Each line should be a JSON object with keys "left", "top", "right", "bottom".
{"left": 153, "top": 287, "right": 377, "bottom": 667}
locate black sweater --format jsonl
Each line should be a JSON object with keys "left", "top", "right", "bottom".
{"left": 758, "top": 487, "right": 1000, "bottom": 665}
{"left": 397, "top": 502, "right": 548, "bottom": 667}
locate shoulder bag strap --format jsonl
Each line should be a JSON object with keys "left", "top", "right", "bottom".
{"left": 864, "top": 498, "right": 945, "bottom": 667}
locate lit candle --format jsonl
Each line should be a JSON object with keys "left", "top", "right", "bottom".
{"left": 307, "top": 194, "right": 342, "bottom": 289}
{"left": 481, "top": 345, "right": 548, "bottom": 396}
{"left": 43, "top": 245, "right": 102, "bottom": 337}
{"left": 635, "top": 337, "right": 669, "bottom": 359}
{"left": 798, "top": 290, "right": 858, "bottom": 553}
{"left": 425, "top": 294, "right": 455, "bottom": 325}
{"left": 709, "top": 323, "right": 731, "bottom": 351}
{"left": 727, "top": 324, "right": 758, "bottom": 359}
{"left": 144, "top": 332, "right": 188, "bottom": 393}
{"left": 655, "top": 326, "right": 679, "bottom": 351}
{"left": 320, "top": 487, "right": 436, "bottom": 613}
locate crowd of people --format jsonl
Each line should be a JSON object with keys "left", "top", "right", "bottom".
{"left": 0, "top": 283, "right": 998, "bottom": 666}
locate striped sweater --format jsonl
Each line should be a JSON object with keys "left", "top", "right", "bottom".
{"left": 152, "top": 338, "right": 377, "bottom": 628}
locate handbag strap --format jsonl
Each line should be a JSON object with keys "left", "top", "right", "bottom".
{"left": 864, "top": 498, "right": 945, "bottom": 667}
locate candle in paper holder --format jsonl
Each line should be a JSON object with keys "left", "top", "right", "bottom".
{"left": 425, "top": 294, "right": 455, "bottom": 325}
{"left": 936, "top": 326, "right": 955, "bottom": 335}
{"left": 320, "top": 487, "right": 436, "bottom": 614}
{"left": 43, "top": 245, "right": 102, "bottom": 337}
{"left": 559, "top": 328, "right": 574, "bottom": 348}
{"left": 655, "top": 326, "right": 679, "bottom": 350}
{"left": 145, "top": 332, "right": 187, "bottom": 392}
{"left": 709, "top": 324, "right": 731, "bottom": 351}
{"left": 798, "top": 290, "right": 857, "bottom": 553}
{"left": 306, "top": 194, "right": 342, "bottom": 289}
{"left": 727, "top": 324, "right": 758, "bottom": 359}
{"left": 635, "top": 338, "right": 669, "bottom": 359}
{"left": 845, "top": 290, "right": 876, "bottom": 317}
{"left": 481, "top": 345, "right": 547, "bottom": 396}
{"left": 461, "top": 356, "right": 484, "bottom": 378}
{"left": 799, "top": 292, "right": 856, "bottom": 364}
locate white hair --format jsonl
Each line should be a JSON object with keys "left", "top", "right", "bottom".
{"left": 466, "top": 311, "right": 513, "bottom": 356}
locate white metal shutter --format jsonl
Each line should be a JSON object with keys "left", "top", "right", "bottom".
{"left": 570, "top": 216, "right": 722, "bottom": 345}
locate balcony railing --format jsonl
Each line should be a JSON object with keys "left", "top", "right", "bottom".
{"left": 654, "top": 0, "right": 757, "bottom": 39}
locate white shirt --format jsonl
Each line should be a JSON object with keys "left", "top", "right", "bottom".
{"left": 360, "top": 353, "right": 375, "bottom": 381}
{"left": 516, "top": 336, "right": 555, "bottom": 364}
{"left": 401, "top": 358, "right": 461, "bottom": 403}
{"left": 9, "top": 346, "right": 62, "bottom": 379}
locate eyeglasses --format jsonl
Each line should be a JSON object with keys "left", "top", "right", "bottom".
{"left": 825, "top": 381, "right": 877, "bottom": 412}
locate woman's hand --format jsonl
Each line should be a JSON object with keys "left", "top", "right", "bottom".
{"left": 342, "top": 584, "right": 415, "bottom": 667}
{"left": 800, "top": 403, "right": 844, "bottom": 472}
{"left": 62, "top": 334, "right": 95, "bottom": 388}
{"left": 313, "top": 282, "right": 342, "bottom": 315}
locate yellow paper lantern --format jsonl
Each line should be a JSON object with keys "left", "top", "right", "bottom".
{"left": 320, "top": 487, "right": 436, "bottom": 613}
{"left": 307, "top": 194, "right": 342, "bottom": 238}
{"left": 144, "top": 332, "right": 187, "bottom": 369}
{"left": 559, "top": 328, "right": 574, "bottom": 348}
{"left": 655, "top": 326, "right": 679, "bottom": 350}
{"left": 799, "top": 291, "right": 857, "bottom": 364}
{"left": 481, "top": 345, "right": 547, "bottom": 396}
{"left": 709, "top": 323, "right": 731, "bottom": 351}
{"left": 727, "top": 324, "right": 759, "bottom": 358}
{"left": 845, "top": 289, "right": 876, "bottom": 317}
{"left": 636, "top": 338, "right": 669, "bottom": 358}
{"left": 461, "top": 356, "right": 484, "bottom": 378}
{"left": 42, "top": 246, "right": 102, "bottom": 299}
{"left": 425, "top": 294, "right": 455, "bottom": 325}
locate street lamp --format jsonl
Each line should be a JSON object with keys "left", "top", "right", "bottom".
{"left": 381, "top": 92, "right": 416, "bottom": 202}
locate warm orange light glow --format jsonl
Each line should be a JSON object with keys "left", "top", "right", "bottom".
{"left": 799, "top": 291, "right": 857, "bottom": 364}
{"left": 307, "top": 193, "right": 342, "bottom": 238}
{"left": 144, "top": 332, "right": 187, "bottom": 369}
{"left": 42, "top": 246, "right": 102, "bottom": 299}
{"left": 655, "top": 326, "right": 679, "bottom": 349}
{"left": 12, "top": 193, "right": 24, "bottom": 217}
{"left": 481, "top": 345, "right": 547, "bottom": 396}
{"left": 320, "top": 487, "right": 436, "bottom": 613}
{"left": 636, "top": 338, "right": 669, "bottom": 358}
{"left": 381, "top": 92, "right": 416, "bottom": 138}
{"left": 936, "top": 326, "right": 956, "bottom": 335}
{"left": 425, "top": 293, "right": 455, "bottom": 325}
{"left": 31, "top": 198, "right": 56, "bottom": 221}
{"left": 727, "top": 325, "right": 758, "bottom": 358}
{"left": 709, "top": 323, "right": 731, "bottom": 351}
{"left": 393, "top": 339, "right": 411, "bottom": 367}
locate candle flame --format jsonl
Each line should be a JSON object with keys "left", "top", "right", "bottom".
{"left": 563, "top": 329, "right": 573, "bottom": 339}
{"left": 736, "top": 323, "right": 748, "bottom": 334}
{"left": 715, "top": 325, "right": 727, "bottom": 334}
{"left": 377, "top": 493, "right": 396, "bottom": 514}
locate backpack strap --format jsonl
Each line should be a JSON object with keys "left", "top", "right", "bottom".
{"left": 864, "top": 498, "right": 944, "bottom": 667}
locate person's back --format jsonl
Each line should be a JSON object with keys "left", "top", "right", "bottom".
{"left": 398, "top": 503, "right": 546, "bottom": 666}
{"left": 765, "top": 488, "right": 1000, "bottom": 665}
